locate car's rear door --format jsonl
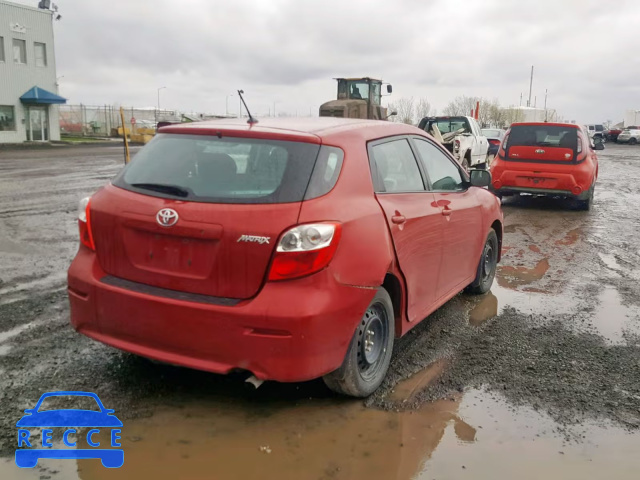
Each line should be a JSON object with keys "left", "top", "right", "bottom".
{"left": 368, "top": 137, "right": 442, "bottom": 322}
{"left": 411, "top": 137, "right": 484, "bottom": 300}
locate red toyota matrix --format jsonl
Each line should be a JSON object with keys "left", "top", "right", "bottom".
{"left": 68, "top": 118, "right": 503, "bottom": 397}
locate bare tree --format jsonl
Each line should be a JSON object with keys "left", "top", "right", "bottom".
{"left": 388, "top": 97, "right": 415, "bottom": 125}
{"left": 502, "top": 107, "right": 525, "bottom": 126}
{"left": 443, "top": 95, "right": 480, "bottom": 117}
{"left": 414, "top": 97, "right": 434, "bottom": 123}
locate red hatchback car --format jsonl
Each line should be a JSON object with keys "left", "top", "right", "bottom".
{"left": 490, "top": 122, "right": 599, "bottom": 210}
{"left": 68, "top": 118, "right": 503, "bottom": 397}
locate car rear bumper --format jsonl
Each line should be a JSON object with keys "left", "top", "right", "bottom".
{"left": 68, "top": 248, "right": 375, "bottom": 382}
{"left": 490, "top": 160, "right": 595, "bottom": 199}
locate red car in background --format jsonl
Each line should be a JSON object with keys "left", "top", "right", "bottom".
{"left": 68, "top": 118, "right": 503, "bottom": 397}
{"left": 490, "top": 122, "right": 599, "bottom": 210}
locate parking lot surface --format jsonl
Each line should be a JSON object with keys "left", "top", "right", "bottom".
{"left": 1, "top": 144, "right": 639, "bottom": 479}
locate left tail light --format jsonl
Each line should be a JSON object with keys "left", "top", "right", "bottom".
{"left": 454, "top": 139, "right": 461, "bottom": 152}
{"left": 268, "top": 223, "right": 342, "bottom": 281}
{"left": 78, "top": 197, "right": 95, "bottom": 251}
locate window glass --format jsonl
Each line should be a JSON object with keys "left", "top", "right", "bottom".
{"left": 114, "top": 134, "right": 321, "bottom": 204}
{"left": 371, "top": 139, "right": 424, "bottom": 193}
{"left": 304, "top": 146, "right": 344, "bottom": 200}
{"left": 507, "top": 125, "right": 578, "bottom": 149}
{"left": 0, "top": 106, "right": 16, "bottom": 131}
{"left": 482, "top": 129, "right": 502, "bottom": 138}
{"left": 34, "top": 42, "right": 47, "bottom": 67}
{"left": 427, "top": 117, "right": 471, "bottom": 134}
{"left": 12, "top": 38, "right": 26, "bottom": 64}
{"left": 347, "top": 81, "right": 369, "bottom": 101}
{"left": 0, "top": 37, "right": 5, "bottom": 62}
{"left": 413, "top": 139, "right": 465, "bottom": 191}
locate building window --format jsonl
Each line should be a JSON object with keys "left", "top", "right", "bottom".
{"left": 34, "top": 42, "right": 47, "bottom": 67}
{"left": 0, "top": 37, "right": 5, "bottom": 62}
{"left": 13, "top": 38, "right": 26, "bottom": 64}
{"left": 0, "top": 106, "right": 16, "bottom": 131}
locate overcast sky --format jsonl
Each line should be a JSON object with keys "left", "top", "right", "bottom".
{"left": 13, "top": 0, "right": 640, "bottom": 123}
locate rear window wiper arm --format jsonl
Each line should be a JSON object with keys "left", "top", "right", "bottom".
{"left": 130, "top": 183, "right": 190, "bottom": 198}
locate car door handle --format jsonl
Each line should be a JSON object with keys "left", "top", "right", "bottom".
{"left": 441, "top": 207, "right": 452, "bottom": 216}
{"left": 391, "top": 215, "right": 406, "bottom": 224}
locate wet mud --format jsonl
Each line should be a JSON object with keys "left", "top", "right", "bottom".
{"left": 1, "top": 144, "right": 640, "bottom": 479}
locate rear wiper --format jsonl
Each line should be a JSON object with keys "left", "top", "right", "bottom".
{"left": 130, "top": 183, "right": 190, "bottom": 198}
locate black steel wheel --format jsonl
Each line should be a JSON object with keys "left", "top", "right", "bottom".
{"left": 467, "top": 229, "right": 499, "bottom": 295}
{"left": 323, "top": 288, "right": 395, "bottom": 397}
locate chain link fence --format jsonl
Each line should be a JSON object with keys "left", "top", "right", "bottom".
{"left": 58, "top": 105, "right": 183, "bottom": 137}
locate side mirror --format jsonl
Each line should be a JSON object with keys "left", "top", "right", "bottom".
{"left": 386, "top": 84, "right": 393, "bottom": 94}
{"left": 469, "top": 169, "right": 491, "bottom": 188}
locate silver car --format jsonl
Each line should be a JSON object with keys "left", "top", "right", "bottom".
{"left": 616, "top": 129, "right": 640, "bottom": 145}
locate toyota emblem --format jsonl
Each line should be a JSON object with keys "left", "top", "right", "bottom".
{"left": 156, "top": 208, "right": 179, "bottom": 227}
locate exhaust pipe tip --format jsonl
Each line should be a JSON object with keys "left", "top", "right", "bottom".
{"left": 245, "top": 375, "right": 264, "bottom": 389}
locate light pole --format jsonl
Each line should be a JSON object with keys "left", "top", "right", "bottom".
{"left": 226, "top": 94, "right": 234, "bottom": 116}
{"left": 156, "top": 86, "right": 166, "bottom": 123}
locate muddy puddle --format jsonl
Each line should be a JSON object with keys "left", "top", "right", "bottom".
{"left": 2, "top": 388, "right": 638, "bottom": 480}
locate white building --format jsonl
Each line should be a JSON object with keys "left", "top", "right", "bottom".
{"left": 0, "top": 0, "right": 65, "bottom": 143}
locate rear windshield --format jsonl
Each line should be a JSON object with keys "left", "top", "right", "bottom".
{"left": 112, "top": 134, "right": 342, "bottom": 204}
{"left": 482, "top": 129, "right": 502, "bottom": 138}
{"left": 507, "top": 125, "right": 578, "bottom": 149}
{"left": 429, "top": 117, "right": 471, "bottom": 134}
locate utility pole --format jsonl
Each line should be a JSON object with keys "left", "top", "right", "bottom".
{"left": 519, "top": 92, "right": 523, "bottom": 107}
{"left": 544, "top": 89, "right": 548, "bottom": 121}
{"left": 527, "top": 66, "right": 534, "bottom": 107}
{"left": 156, "top": 86, "right": 166, "bottom": 124}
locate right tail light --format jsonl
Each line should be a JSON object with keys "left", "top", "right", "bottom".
{"left": 78, "top": 197, "right": 95, "bottom": 251}
{"left": 268, "top": 223, "right": 342, "bottom": 281}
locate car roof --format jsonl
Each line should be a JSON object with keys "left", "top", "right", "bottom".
{"left": 158, "top": 117, "right": 423, "bottom": 143}
{"left": 510, "top": 122, "right": 580, "bottom": 129}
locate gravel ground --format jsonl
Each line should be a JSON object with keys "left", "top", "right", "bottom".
{"left": 1, "top": 143, "right": 640, "bottom": 458}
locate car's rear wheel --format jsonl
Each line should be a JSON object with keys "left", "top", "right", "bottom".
{"left": 461, "top": 155, "right": 471, "bottom": 172}
{"left": 577, "top": 185, "right": 594, "bottom": 211}
{"left": 466, "top": 229, "right": 498, "bottom": 295}
{"left": 323, "top": 288, "right": 394, "bottom": 397}
{"left": 630, "top": 138, "right": 638, "bottom": 145}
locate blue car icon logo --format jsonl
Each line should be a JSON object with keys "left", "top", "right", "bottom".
{"left": 16, "top": 391, "right": 123, "bottom": 468}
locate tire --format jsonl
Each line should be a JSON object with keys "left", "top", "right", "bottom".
{"left": 577, "top": 185, "right": 594, "bottom": 211}
{"left": 630, "top": 138, "right": 638, "bottom": 145}
{"left": 323, "top": 288, "right": 395, "bottom": 397}
{"left": 461, "top": 155, "right": 471, "bottom": 172}
{"left": 466, "top": 229, "right": 498, "bottom": 295}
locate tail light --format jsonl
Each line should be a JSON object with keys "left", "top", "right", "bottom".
{"left": 268, "top": 223, "right": 342, "bottom": 281}
{"left": 78, "top": 197, "right": 95, "bottom": 251}
{"left": 498, "top": 132, "right": 510, "bottom": 158}
{"left": 454, "top": 139, "right": 460, "bottom": 152}
{"left": 488, "top": 139, "right": 500, "bottom": 145}
{"left": 575, "top": 134, "right": 587, "bottom": 163}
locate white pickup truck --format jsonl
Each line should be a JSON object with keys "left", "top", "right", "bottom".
{"left": 418, "top": 116, "right": 490, "bottom": 170}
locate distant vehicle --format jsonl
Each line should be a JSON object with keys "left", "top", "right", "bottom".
{"left": 418, "top": 116, "right": 490, "bottom": 170}
{"left": 319, "top": 77, "right": 394, "bottom": 120}
{"left": 585, "top": 124, "right": 605, "bottom": 141}
{"left": 605, "top": 127, "right": 623, "bottom": 142}
{"left": 481, "top": 128, "right": 506, "bottom": 158}
{"left": 616, "top": 128, "right": 640, "bottom": 145}
{"left": 68, "top": 117, "right": 503, "bottom": 397}
{"left": 490, "top": 122, "right": 599, "bottom": 210}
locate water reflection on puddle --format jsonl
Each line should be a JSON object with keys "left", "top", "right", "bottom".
{"left": 3, "top": 388, "right": 637, "bottom": 480}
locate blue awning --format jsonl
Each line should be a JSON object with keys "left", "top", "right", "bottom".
{"left": 20, "top": 86, "right": 67, "bottom": 105}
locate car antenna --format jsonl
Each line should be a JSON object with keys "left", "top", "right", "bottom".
{"left": 237, "top": 90, "right": 258, "bottom": 125}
